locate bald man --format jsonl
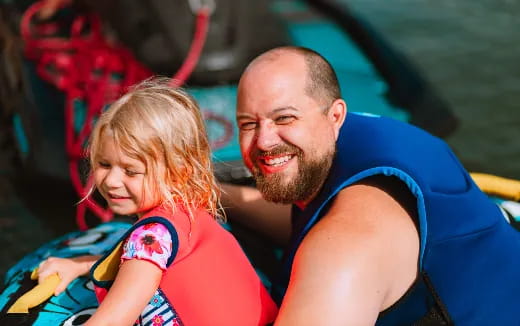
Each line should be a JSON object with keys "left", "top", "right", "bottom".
{"left": 222, "top": 46, "right": 520, "bottom": 325}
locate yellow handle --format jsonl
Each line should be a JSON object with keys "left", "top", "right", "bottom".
{"left": 7, "top": 268, "right": 60, "bottom": 313}
{"left": 471, "top": 172, "right": 520, "bottom": 201}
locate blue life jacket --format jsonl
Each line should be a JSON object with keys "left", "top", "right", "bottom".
{"left": 275, "top": 112, "right": 520, "bottom": 325}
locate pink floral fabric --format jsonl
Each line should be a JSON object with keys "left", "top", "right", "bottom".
{"left": 121, "top": 222, "right": 173, "bottom": 270}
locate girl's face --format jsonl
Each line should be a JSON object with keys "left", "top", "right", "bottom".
{"left": 93, "top": 136, "right": 157, "bottom": 217}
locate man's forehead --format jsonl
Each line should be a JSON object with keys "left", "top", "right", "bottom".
{"left": 242, "top": 51, "right": 306, "bottom": 81}
{"left": 236, "top": 51, "right": 311, "bottom": 116}
{"left": 239, "top": 67, "right": 306, "bottom": 100}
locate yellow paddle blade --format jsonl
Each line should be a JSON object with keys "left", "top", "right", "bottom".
{"left": 471, "top": 172, "right": 520, "bottom": 201}
{"left": 7, "top": 270, "right": 60, "bottom": 313}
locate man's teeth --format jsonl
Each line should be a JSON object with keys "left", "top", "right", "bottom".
{"left": 265, "top": 155, "right": 291, "bottom": 166}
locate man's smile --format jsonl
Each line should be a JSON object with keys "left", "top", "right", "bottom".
{"left": 257, "top": 153, "right": 296, "bottom": 174}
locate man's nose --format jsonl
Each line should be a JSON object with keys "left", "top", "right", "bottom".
{"left": 255, "top": 122, "right": 281, "bottom": 151}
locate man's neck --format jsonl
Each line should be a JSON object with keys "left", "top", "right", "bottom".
{"left": 294, "top": 191, "right": 319, "bottom": 210}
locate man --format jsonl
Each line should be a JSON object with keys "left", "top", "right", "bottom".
{"left": 222, "top": 46, "right": 520, "bottom": 325}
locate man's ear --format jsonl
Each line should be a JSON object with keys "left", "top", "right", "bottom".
{"left": 327, "top": 98, "right": 347, "bottom": 139}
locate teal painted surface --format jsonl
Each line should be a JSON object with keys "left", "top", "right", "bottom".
{"left": 189, "top": 86, "right": 241, "bottom": 163}
{"left": 73, "top": 99, "right": 87, "bottom": 135}
{"left": 12, "top": 114, "right": 29, "bottom": 159}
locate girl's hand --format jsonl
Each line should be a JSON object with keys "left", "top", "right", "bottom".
{"left": 37, "top": 255, "right": 100, "bottom": 296}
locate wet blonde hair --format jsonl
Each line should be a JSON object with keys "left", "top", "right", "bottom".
{"left": 87, "top": 77, "right": 222, "bottom": 220}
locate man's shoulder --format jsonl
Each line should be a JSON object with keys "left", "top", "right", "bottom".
{"left": 323, "top": 175, "right": 414, "bottom": 220}
{"left": 297, "top": 175, "right": 420, "bottom": 308}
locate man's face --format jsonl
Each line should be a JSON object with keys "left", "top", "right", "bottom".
{"left": 236, "top": 54, "right": 340, "bottom": 205}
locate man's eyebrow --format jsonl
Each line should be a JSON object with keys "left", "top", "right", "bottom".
{"left": 236, "top": 112, "right": 253, "bottom": 120}
{"left": 272, "top": 106, "right": 298, "bottom": 114}
{"left": 236, "top": 106, "right": 299, "bottom": 120}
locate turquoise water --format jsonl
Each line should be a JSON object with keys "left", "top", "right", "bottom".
{"left": 345, "top": 0, "right": 520, "bottom": 179}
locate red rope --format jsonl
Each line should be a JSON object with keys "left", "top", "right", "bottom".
{"left": 170, "top": 8, "right": 210, "bottom": 87}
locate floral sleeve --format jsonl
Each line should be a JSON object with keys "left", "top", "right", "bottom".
{"left": 121, "top": 222, "right": 173, "bottom": 270}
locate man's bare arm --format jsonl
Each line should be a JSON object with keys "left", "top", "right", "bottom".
{"left": 275, "top": 180, "right": 420, "bottom": 325}
{"left": 220, "top": 182, "right": 292, "bottom": 245}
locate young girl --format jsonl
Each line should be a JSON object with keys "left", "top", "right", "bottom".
{"left": 36, "top": 77, "right": 278, "bottom": 325}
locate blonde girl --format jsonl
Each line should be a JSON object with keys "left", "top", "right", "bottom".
{"left": 37, "top": 77, "right": 278, "bottom": 326}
